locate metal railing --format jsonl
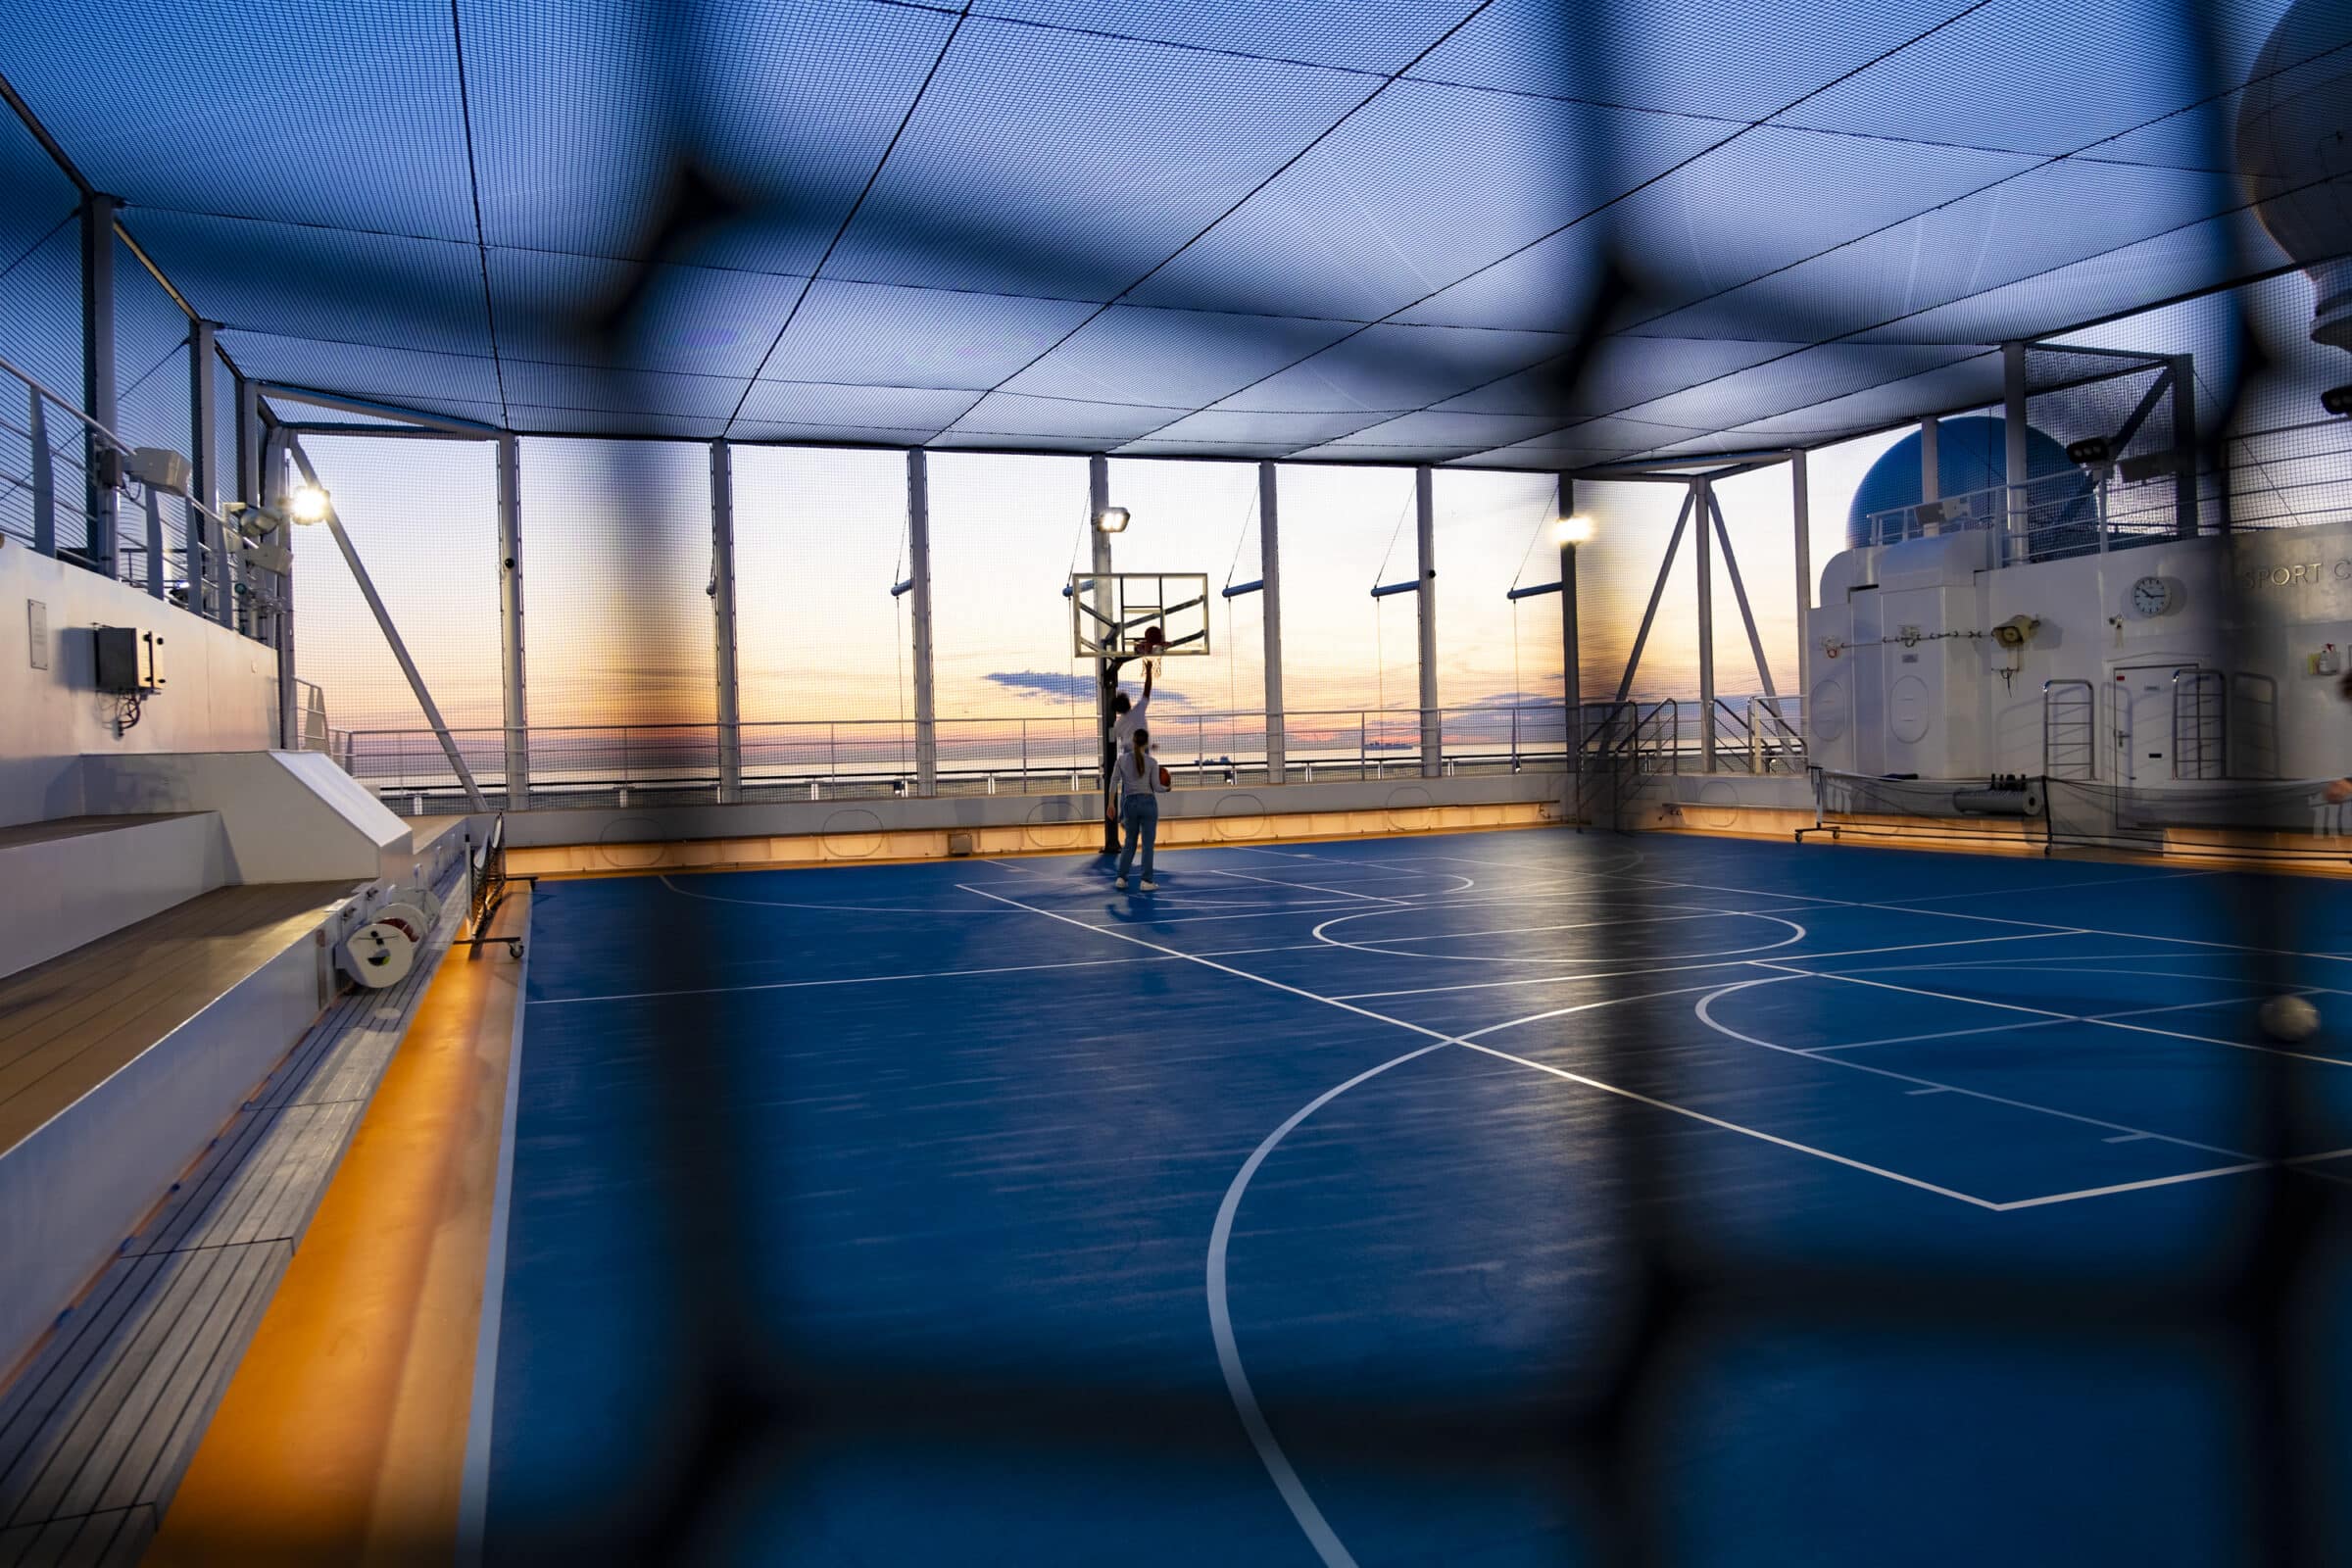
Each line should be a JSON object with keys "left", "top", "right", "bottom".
{"left": 331, "top": 705, "right": 1580, "bottom": 811}
{"left": 1710, "top": 696, "right": 1806, "bottom": 774}
{"left": 0, "top": 348, "right": 270, "bottom": 640}
{"left": 2042, "top": 679, "right": 2096, "bottom": 780}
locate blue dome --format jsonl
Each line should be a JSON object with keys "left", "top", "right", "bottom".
{"left": 1844, "top": 416, "right": 2090, "bottom": 551}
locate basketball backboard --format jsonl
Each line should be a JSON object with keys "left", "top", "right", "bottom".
{"left": 1068, "top": 572, "right": 1211, "bottom": 661}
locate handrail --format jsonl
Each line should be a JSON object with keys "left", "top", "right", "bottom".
{"left": 2170, "top": 666, "right": 2226, "bottom": 782}
{"left": 2042, "top": 678, "right": 2095, "bottom": 781}
{"left": 0, "top": 348, "right": 237, "bottom": 533}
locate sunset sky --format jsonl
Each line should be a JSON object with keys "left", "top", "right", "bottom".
{"left": 292, "top": 427, "right": 1906, "bottom": 745}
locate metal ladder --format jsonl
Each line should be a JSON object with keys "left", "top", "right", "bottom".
{"left": 2042, "top": 679, "right": 2095, "bottom": 780}
{"left": 2171, "top": 667, "right": 2226, "bottom": 780}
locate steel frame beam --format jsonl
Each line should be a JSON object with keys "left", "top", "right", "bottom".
{"left": 80, "top": 192, "right": 119, "bottom": 576}
{"left": 190, "top": 319, "right": 231, "bottom": 626}
{"left": 1705, "top": 486, "right": 1777, "bottom": 700}
{"left": 1792, "top": 448, "right": 1812, "bottom": 741}
{"left": 1415, "top": 465, "right": 1440, "bottom": 778}
{"left": 907, "top": 449, "right": 939, "bottom": 797}
{"left": 1090, "top": 456, "right": 1115, "bottom": 854}
{"left": 288, "top": 439, "right": 486, "bottom": 808}
{"left": 709, "top": 438, "right": 741, "bottom": 805}
{"left": 1614, "top": 486, "right": 1694, "bottom": 704}
{"left": 254, "top": 382, "right": 499, "bottom": 436}
{"left": 2171, "top": 353, "right": 2200, "bottom": 537}
{"left": 1558, "top": 473, "right": 1580, "bottom": 780}
{"left": 1258, "top": 461, "right": 1286, "bottom": 785}
{"left": 1695, "top": 477, "right": 1716, "bottom": 772}
{"left": 499, "top": 434, "right": 530, "bottom": 804}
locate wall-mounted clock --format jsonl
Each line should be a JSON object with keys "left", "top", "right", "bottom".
{"left": 2129, "top": 575, "right": 2175, "bottom": 617}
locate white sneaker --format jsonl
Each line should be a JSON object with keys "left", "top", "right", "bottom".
{"left": 1114, "top": 877, "right": 1128, "bottom": 891}
{"left": 1141, "top": 879, "right": 1157, "bottom": 892}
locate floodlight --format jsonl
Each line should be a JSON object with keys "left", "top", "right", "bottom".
{"left": 1095, "top": 507, "right": 1130, "bottom": 533}
{"left": 2066, "top": 437, "right": 2112, "bottom": 466}
{"left": 1554, "top": 514, "right": 1594, "bottom": 545}
{"left": 289, "top": 484, "right": 331, "bottom": 522}
{"left": 2325, "top": 385, "right": 2352, "bottom": 417}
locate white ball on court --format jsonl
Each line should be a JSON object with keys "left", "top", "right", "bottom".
{"left": 2259, "top": 994, "right": 2321, "bottom": 1043}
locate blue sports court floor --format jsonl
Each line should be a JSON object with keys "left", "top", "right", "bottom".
{"left": 474, "top": 828, "right": 2352, "bottom": 1565}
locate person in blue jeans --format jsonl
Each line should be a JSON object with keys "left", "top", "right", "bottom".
{"left": 1113, "top": 726, "right": 1166, "bottom": 892}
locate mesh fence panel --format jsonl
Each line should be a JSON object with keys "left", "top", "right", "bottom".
{"left": 731, "top": 445, "right": 914, "bottom": 793}
{"left": 926, "top": 452, "right": 1092, "bottom": 780}
{"left": 0, "top": 101, "right": 83, "bottom": 550}
{"left": 112, "top": 237, "right": 191, "bottom": 589}
{"left": 291, "top": 434, "right": 502, "bottom": 791}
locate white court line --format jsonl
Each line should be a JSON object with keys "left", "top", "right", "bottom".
{"left": 1307, "top": 903, "right": 1810, "bottom": 967}
{"left": 964, "top": 885, "right": 2034, "bottom": 1208}
{"left": 1707, "top": 971, "right": 2352, "bottom": 1197}
{"left": 1804, "top": 1018, "right": 2072, "bottom": 1054}
{"left": 529, "top": 952, "right": 1179, "bottom": 1006}
{"left": 1760, "top": 963, "right": 2352, "bottom": 1070}
{"left": 969, "top": 882, "right": 1920, "bottom": 1568}
{"left": 1331, "top": 928, "right": 2083, "bottom": 1002}
{"left": 1995, "top": 1165, "right": 2268, "bottom": 1209}
{"left": 1620, "top": 872, "right": 2352, "bottom": 966}
{"left": 1690, "top": 980, "right": 2268, "bottom": 1170}
{"left": 1337, "top": 908, "right": 1750, "bottom": 946}
{"left": 1195, "top": 866, "right": 1417, "bottom": 905}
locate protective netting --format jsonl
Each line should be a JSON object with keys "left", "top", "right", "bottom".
{"left": 6, "top": 0, "right": 2350, "bottom": 1562}
{"left": 1811, "top": 770, "right": 2352, "bottom": 867}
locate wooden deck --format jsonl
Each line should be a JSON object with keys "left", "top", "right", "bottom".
{"left": 0, "top": 887, "right": 466, "bottom": 1566}
{"left": 0, "top": 815, "right": 203, "bottom": 853}
{"left": 0, "top": 882, "right": 354, "bottom": 1157}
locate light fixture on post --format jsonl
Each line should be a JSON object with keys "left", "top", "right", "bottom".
{"left": 1553, "top": 514, "right": 1594, "bottom": 546}
{"left": 289, "top": 483, "right": 332, "bottom": 523}
{"left": 1094, "top": 506, "right": 1130, "bottom": 533}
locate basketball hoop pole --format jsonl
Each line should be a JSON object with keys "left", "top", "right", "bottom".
{"left": 1090, "top": 459, "right": 1117, "bottom": 856}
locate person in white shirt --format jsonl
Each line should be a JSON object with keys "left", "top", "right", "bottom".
{"left": 1108, "top": 657, "right": 1153, "bottom": 754}
{"left": 1113, "top": 726, "right": 1167, "bottom": 892}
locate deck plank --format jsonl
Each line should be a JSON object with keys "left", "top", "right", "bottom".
{"left": 0, "top": 883, "right": 354, "bottom": 1155}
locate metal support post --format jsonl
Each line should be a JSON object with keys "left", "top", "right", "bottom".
{"left": 499, "top": 434, "right": 531, "bottom": 805}
{"left": 235, "top": 374, "right": 259, "bottom": 638}
{"left": 189, "top": 319, "right": 229, "bottom": 625}
{"left": 1919, "top": 416, "right": 1940, "bottom": 506}
{"left": 2171, "top": 353, "right": 2200, "bottom": 537}
{"left": 1615, "top": 486, "right": 1694, "bottom": 702}
{"left": 1706, "top": 487, "right": 1778, "bottom": 698}
{"left": 28, "top": 391, "right": 53, "bottom": 556}
{"left": 1792, "top": 449, "right": 1813, "bottom": 741}
{"left": 709, "top": 439, "right": 741, "bottom": 805}
{"left": 289, "top": 440, "right": 486, "bottom": 808}
{"left": 907, "top": 449, "right": 939, "bottom": 797}
{"left": 141, "top": 485, "right": 164, "bottom": 599}
{"left": 1559, "top": 474, "right": 1579, "bottom": 775}
{"left": 1695, "top": 477, "right": 1716, "bottom": 772}
{"left": 1415, "top": 465, "right": 1440, "bottom": 778}
{"left": 1091, "top": 455, "right": 1116, "bottom": 853}
{"left": 81, "top": 193, "right": 120, "bottom": 576}
{"left": 2003, "top": 340, "right": 2029, "bottom": 562}
{"left": 1258, "top": 461, "right": 1286, "bottom": 785}
{"left": 266, "top": 424, "right": 298, "bottom": 747}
